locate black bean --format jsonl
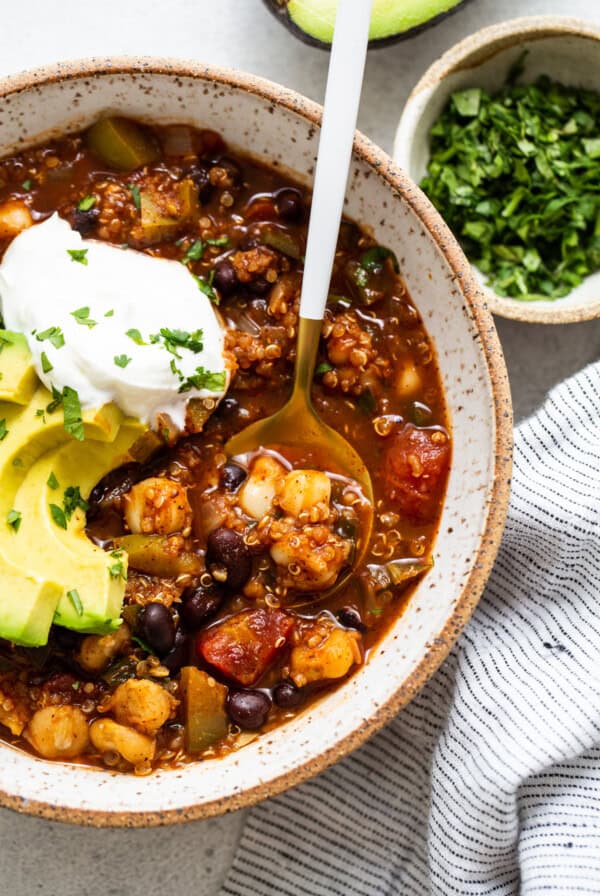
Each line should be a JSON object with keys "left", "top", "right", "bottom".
{"left": 219, "top": 396, "right": 239, "bottom": 416}
{"left": 187, "top": 163, "right": 213, "bottom": 203}
{"left": 87, "top": 462, "right": 143, "bottom": 519}
{"left": 273, "top": 681, "right": 304, "bottom": 709}
{"left": 180, "top": 586, "right": 223, "bottom": 630}
{"left": 72, "top": 207, "right": 100, "bottom": 237}
{"left": 275, "top": 188, "right": 303, "bottom": 221}
{"left": 213, "top": 259, "right": 237, "bottom": 296}
{"left": 248, "top": 277, "right": 270, "bottom": 295}
{"left": 140, "top": 604, "right": 176, "bottom": 656}
{"left": 220, "top": 462, "right": 247, "bottom": 492}
{"left": 206, "top": 528, "right": 252, "bottom": 591}
{"left": 337, "top": 606, "right": 366, "bottom": 632}
{"left": 227, "top": 689, "right": 271, "bottom": 730}
{"left": 162, "top": 629, "right": 190, "bottom": 674}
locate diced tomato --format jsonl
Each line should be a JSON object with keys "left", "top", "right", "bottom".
{"left": 245, "top": 199, "right": 277, "bottom": 221}
{"left": 382, "top": 424, "right": 450, "bottom": 521}
{"left": 197, "top": 609, "right": 294, "bottom": 687}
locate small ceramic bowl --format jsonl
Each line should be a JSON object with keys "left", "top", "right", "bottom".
{"left": 394, "top": 17, "right": 600, "bottom": 324}
{"left": 0, "top": 58, "right": 511, "bottom": 826}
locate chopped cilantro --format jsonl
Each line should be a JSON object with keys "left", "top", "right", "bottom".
{"left": 40, "top": 351, "right": 53, "bottom": 374}
{"left": 152, "top": 327, "right": 204, "bottom": 358}
{"left": 46, "top": 385, "right": 63, "bottom": 414}
{"left": 314, "top": 362, "right": 334, "bottom": 377}
{"left": 47, "top": 471, "right": 60, "bottom": 490}
{"left": 66, "top": 589, "right": 83, "bottom": 617}
{"left": 126, "top": 328, "right": 146, "bottom": 345}
{"left": 192, "top": 273, "right": 219, "bottom": 305}
{"left": 178, "top": 366, "right": 226, "bottom": 393}
{"left": 71, "top": 306, "right": 97, "bottom": 328}
{"left": 36, "top": 327, "right": 65, "bottom": 349}
{"left": 359, "top": 245, "right": 400, "bottom": 275}
{"left": 67, "top": 248, "right": 89, "bottom": 266}
{"left": 104, "top": 309, "right": 114, "bottom": 318}
{"left": 182, "top": 240, "right": 205, "bottom": 264}
{"left": 131, "top": 635, "right": 153, "bottom": 654}
{"left": 62, "top": 386, "right": 84, "bottom": 441}
{"left": 0, "top": 419, "right": 8, "bottom": 441}
{"left": 129, "top": 184, "right": 141, "bottom": 211}
{"left": 6, "top": 509, "right": 21, "bottom": 532}
{"left": 421, "top": 74, "right": 600, "bottom": 300}
{"left": 21, "top": 179, "right": 32, "bottom": 191}
{"left": 49, "top": 503, "right": 67, "bottom": 529}
{"left": 0, "top": 333, "right": 13, "bottom": 354}
{"left": 207, "top": 235, "right": 230, "bottom": 248}
{"left": 108, "top": 550, "right": 127, "bottom": 580}
{"left": 62, "top": 485, "right": 88, "bottom": 520}
{"left": 114, "top": 354, "right": 132, "bottom": 368}
{"left": 77, "top": 195, "right": 96, "bottom": 211}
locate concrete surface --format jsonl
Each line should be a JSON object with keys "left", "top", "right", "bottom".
{"left": 0, "top": 0, "right": 599, "bottom": 892}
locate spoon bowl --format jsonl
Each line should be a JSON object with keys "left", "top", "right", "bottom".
{"left": 226, "top": 0, "right": 374, "bottom": 598}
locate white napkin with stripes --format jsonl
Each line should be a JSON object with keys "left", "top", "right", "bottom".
{"left": 221, "top": 361, "right": 600, "bottom": 896}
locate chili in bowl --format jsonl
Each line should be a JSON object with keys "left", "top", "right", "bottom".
{"left": 0, "top": 59, "right": 511, "bottom": 826}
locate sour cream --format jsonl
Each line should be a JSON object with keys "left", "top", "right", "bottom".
{"left": 0, "top": 214, "right": 229, "bottom": 429}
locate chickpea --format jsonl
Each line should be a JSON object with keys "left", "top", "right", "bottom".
{"left": 124, "top": 477, "right": 192, "bottom": 536}
{"left": 395, "top": 360, "right": 422, "bottom": 398}
{"left": 106, "top": 679, "right": 176, "bottom": 736}
{"left": 76, "top": 623, "right": 130, "bottom": 673}
{"left": 270, "top": 527, "right": 351, "bottom": 591}
{"left": 0, "top": 200, "right": 33, "bottom": 239}
{"left": 289, "top": 619, "right": 362, "bottom": 687}
{"left": 238, "top": 455, "right": 287, "bottom": 520}
{"left": 89, "top": 718, "right": 155, "bottom": 767}
{"left": 278, "top": 470, "right": 331, "bottom": 518}
{"left": 25, "top": 706, "right": 90, "bottom": 760}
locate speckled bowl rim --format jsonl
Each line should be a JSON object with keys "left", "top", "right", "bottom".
{"left": 0, "top": 57, "right": 512, "bottom": 828}
{"left": 394, "top": 16, "right": 600, "bottom": 325}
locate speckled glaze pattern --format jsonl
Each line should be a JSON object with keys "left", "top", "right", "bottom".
{"left": 0, "top": 58, "right": 512, "bottom": 827}
{"left": 394, "top": 17, "right": 600, "bottom": 324}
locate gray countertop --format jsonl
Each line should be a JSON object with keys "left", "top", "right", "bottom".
{"left": 1, "top": 1, "right": 599, "bottom": 892}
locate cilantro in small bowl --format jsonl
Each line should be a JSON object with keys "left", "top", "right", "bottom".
{"left": 394, "top": 19, "right": 600, "bottom": 323}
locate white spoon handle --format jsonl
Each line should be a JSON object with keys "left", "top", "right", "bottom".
{"left": 298, "top": 0, "right": 372, "bottom": 321}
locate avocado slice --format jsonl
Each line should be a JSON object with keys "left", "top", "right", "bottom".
{"left": 0, "top": 387, "right": 124, "bottom": 646}
{"left": 263, "top": 0, "right": 469, "bottom": 48}
{"left": 0, "top": 330, "right": 37, "bottom": 405}
{"left": 12, "top": 423, "right": 143, "bottom": 635}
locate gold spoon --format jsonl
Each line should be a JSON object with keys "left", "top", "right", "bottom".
{"left": 226, "top": 0, "right": 375, "bottom": 594}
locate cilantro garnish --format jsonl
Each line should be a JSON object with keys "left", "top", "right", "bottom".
{"left": 66, "top": 589, "right": 84, "bottom": 617}
{"left": 6, "top": 509, "right": 21, "bottom": 532}
{"left": 67, "top": 249, "right": 89, "bottom": 266}
{"left": 0, "top": 333, "right": 14, "bottom": 354}
{"left": 129, "top": 184, "right": 141, "bottom": 211}
{"left": 62, "top": 386, "right": 84, "bottom": 441}
{"left": 314, "top": 362, "right": 334, "bottom": 377}
{"left": 126, "top": 328, "right": 146, "bottom": 345}
{"left": 46, "top": 385, "right": 63, "bottom": 414}
{"left": 108, "top": 550, "right": 127, "bottom": 580}
{"left": 359, "top": 246, "right": 400, "bottom": 275}
{"left": 36, "top": 327, "right": 65, "bottom": 349}
{"left": 154, "top": 327, "right": 204, "bottom": 357}
{"left": 177, "top": 367, "right": 226, "bottom": 393}
{"left": 114, "top": 354, "right": 132, "bottom": 368}
{"left": 71, "top": 306, "right": 97, "bottom": 328}
{"left": 192, "top": 273, "right": 219, "bottom": 305}
{"left": 21, "top": 180, "right": 32, "bottom": 192}
{"left": 40, "top": 351, "right": 53, "bottom": 374}
{"left": 104, "top": 309, "right": 114, "bottom": 318}
{"left": 77, "top": 195, "right": 96, "bottom": 211}
{"left": 49, "top": 503, "right": 67, "bottom": 529}
{"left": 0, "top": 419, "right": 8, "bottom": 441}
{"left": 420, "top": 73, "right": 600, "bottom": 300}
{"left": 47, "top": 471, "right": 60, "bottom": 490}
{"left": 182, "top": 240, "right": 205, "bottom": 264}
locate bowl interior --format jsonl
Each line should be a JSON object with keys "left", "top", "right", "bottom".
{"left": 394, "top": 24, "right": 600, "bottom": 322}
{"left": 0, "top": 63, "right": 509, "bottom": 825}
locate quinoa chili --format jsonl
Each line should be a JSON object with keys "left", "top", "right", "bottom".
{"left": 0, "top": 119, "right": 451, "bottom": 773}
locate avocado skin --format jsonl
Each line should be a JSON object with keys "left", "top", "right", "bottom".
{"left": 262, "top": 0, "right": 473, "bottom": 50}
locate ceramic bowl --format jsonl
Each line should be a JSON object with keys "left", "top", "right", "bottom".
{"left": 0, "top": 59, "right": 512, "bottom": 826}
{"left": 394, "top": 17, "right": 600, "bottom": 324}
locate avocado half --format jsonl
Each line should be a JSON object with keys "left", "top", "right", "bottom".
{"left": 263, "top": 0, "right": 472, "bottom": 49}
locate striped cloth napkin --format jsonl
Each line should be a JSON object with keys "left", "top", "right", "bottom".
{"left": 221, "top": 361, "right": 600, "bottom": 896}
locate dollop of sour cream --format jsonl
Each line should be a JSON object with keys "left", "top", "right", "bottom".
{"left": 0, "top": 214, "right": 229, "bottom": 429}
